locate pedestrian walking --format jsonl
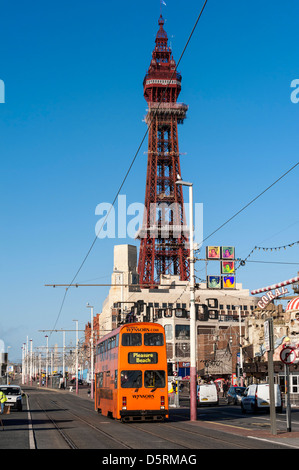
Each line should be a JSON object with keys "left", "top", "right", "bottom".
{"left": 0, "top": 390, "right": 7, "bottom": 430}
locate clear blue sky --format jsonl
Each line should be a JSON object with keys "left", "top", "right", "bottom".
{"left": 1, "top": 0, "right": 299, "bottom": 361}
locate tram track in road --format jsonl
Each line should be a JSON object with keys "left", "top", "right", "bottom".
{"left": 126, "top": 421, "right": 255, "bottom": 449}
{"left": 34, "top": 398, "right": 78, "bottom": 449}
{"left": 28, "top": 394, "right": 134, "bottom": 449}
{"left": 32, "top": 396, "right": 267, "bottom": 449}
{"left": 49, "top": 400, "right": 134, "bottom": 449}
{"left": 35, "top": 395, "right": 235, "bottom": 449}
{"left": 26, "top": 390, "right": 289, "bottom": 449}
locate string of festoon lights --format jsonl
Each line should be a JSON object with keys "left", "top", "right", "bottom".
{"left": 235, "top": 240, "right": 299, "bottom": 271}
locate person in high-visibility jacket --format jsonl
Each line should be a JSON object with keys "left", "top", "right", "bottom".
{"left": 0, "top": 390, "right": 7, "bottom": 414}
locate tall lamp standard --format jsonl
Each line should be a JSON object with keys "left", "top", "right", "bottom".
{"left": 22, "top": 344, "right": 26, "bottom": 385}
{"left": 30, "top": 339, "right": 33, "bottom": 386}
{"left": 86, "top": 303, "right": 94, "bottom": 400}
{"left": 175, "top": 176, "right": 197, "bottom": 421}
{"left": 238, "top": 305, "right": 243, "bottom": 386}
{"left": 45, "top": 335, "right": 49, "bottom": 387}
{"left": 6, "top": 346, "right": 11, "bottom": 384}
{"left": 73, "top": 320, "right": 79, "bottom": 395}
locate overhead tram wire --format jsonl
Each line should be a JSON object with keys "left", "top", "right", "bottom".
{"left": 195, "top": 160, "right": 299, "bottom": 251}
{"left": 49, "top": 0, "right": 210, "bottom": 334}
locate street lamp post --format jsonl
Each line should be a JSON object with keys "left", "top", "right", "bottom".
{"left": 22, "top": 344, "right": 25, "bottom": 385}
{"left": 63, "top": 331, "right": 66, "bottom": 389}
{"left": 238, "top": 306, "right": 244, "bottom": 386}
{"left": 73, "top": 320, "right": 79, "bottom": 395}
{"left": 30, "top": 339, "right": 33, "bottom": 386}
{"left": 6, "top": 346, "right": 11, "bottom": 384}
{"left": 86, "top": 303, "right": 94, "bottom": 400}
{"left": 45, "top": 335, "right": 49, "bottom": 387}
{"left": 26, "top": 336, "right": 29, "bottom": 384}
{"left": 175, "top": 177, "right": 197, "bottom": 421}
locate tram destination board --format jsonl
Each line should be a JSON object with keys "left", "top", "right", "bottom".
{"left": 128, "top": 352, "right": 158, "bottom": 364}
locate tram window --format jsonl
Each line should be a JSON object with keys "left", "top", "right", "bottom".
{"left": 144, "top": 333, "right": 164, "bottom": 346}
{"left": 144, "top": 370, "right": 165, "bottom": 388}
{"left": 97, "top": 343, "right": 104, "bottom": 359}
{"left": 114, "top": 370, "right": 118, "bottom": 389}
{"left": 97, "top": 372, "right": 103, "bottom": 388}
{"left": 121, "top": 333, "right": 142, "bottom": 346}
{"left": 121, "top": 370, "right": 142, "bottom": 388}
{"left": 109, "top": 336, "right": 116, "bottom": 349}
{"left": 103, "top": 371, "right": 110, "bottom": 387}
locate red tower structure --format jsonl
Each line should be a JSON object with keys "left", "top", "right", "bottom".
{"left": 138, "top": 15, "right": 190, "bottom": 286}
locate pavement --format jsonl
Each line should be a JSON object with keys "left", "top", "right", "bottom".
{"left": 23, "top": 383, "right": 299, "bottom": 449}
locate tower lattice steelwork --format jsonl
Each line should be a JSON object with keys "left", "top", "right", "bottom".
{"left": 138, "top": 15, "right": 190, "bottom": 286}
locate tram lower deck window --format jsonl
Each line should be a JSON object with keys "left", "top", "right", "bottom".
{"left": 121, "top": 370, "right": 142, "bottom": 388}
{"left": 144, "top": 370, "right": 165, "bottom": 388}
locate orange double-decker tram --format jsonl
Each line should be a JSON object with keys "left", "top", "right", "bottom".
{"left": 94, "top": 322, "right": 169, "bottom": 422}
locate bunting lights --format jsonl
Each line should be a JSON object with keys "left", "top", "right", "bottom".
{"left": 236, "top": 240, "right": 299, "bottom": 269}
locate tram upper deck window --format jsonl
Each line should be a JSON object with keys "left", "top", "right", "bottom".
{"left": 121, "top": 333, "right": 142, "bottom": 346}
{"left": 144, "top": 333, "right": 164, "bottom": 346}
{"left": 121, "top": 370, "right": 142, "bottom": 388}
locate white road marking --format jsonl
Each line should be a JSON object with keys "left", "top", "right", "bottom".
{"left": 25, "top": 394, "right": 36, "bottom": 449}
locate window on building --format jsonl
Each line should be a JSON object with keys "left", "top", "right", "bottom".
{"left": 165, "top": 324, "right": 173, "bottom": 341}
{"left": 164, "top": 308, "right": 172, "bottom": 318}
{"left": 175, "top": 343, "right": 190, "bottom": 357}
{"left": 166, "top": 343, "right": 173, "bottom": 359}
{"left": 175, "top": 325, "right": 190, "bottom": 340}
{"left": 292, "top": 375, "right": 298, "bottom": 393}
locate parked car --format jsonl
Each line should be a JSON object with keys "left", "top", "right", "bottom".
{"left": 227, "top": 386, "right": 246, "bottom": 405}
{"left": 197, "top": 383, "right": 219, "bottom": 406}
{"left": 0, "top": 385, "right": 24, "bottom": 411}
{"left": 241, "top": 383, "right": 282, "bottom": 414}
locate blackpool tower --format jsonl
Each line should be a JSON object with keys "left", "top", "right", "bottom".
{"left": 138, "top": 15, "right": 190, "bottom": 286}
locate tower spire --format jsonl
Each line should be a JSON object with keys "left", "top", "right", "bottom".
{"left": 138, "top": 15, "right": 190, "bottom": 286}
{"left": 160, "top": 0, "right": 166, "bottom": 16}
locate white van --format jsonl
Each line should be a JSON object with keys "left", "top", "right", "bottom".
{"left": 0, "top": 385, "right": 24, "bottom": 411}
{"left": 197, "top": 383, "right": 219, "bottom": 406}
{"left": 241, "top": 383, "right": 282, "bottom": 413}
